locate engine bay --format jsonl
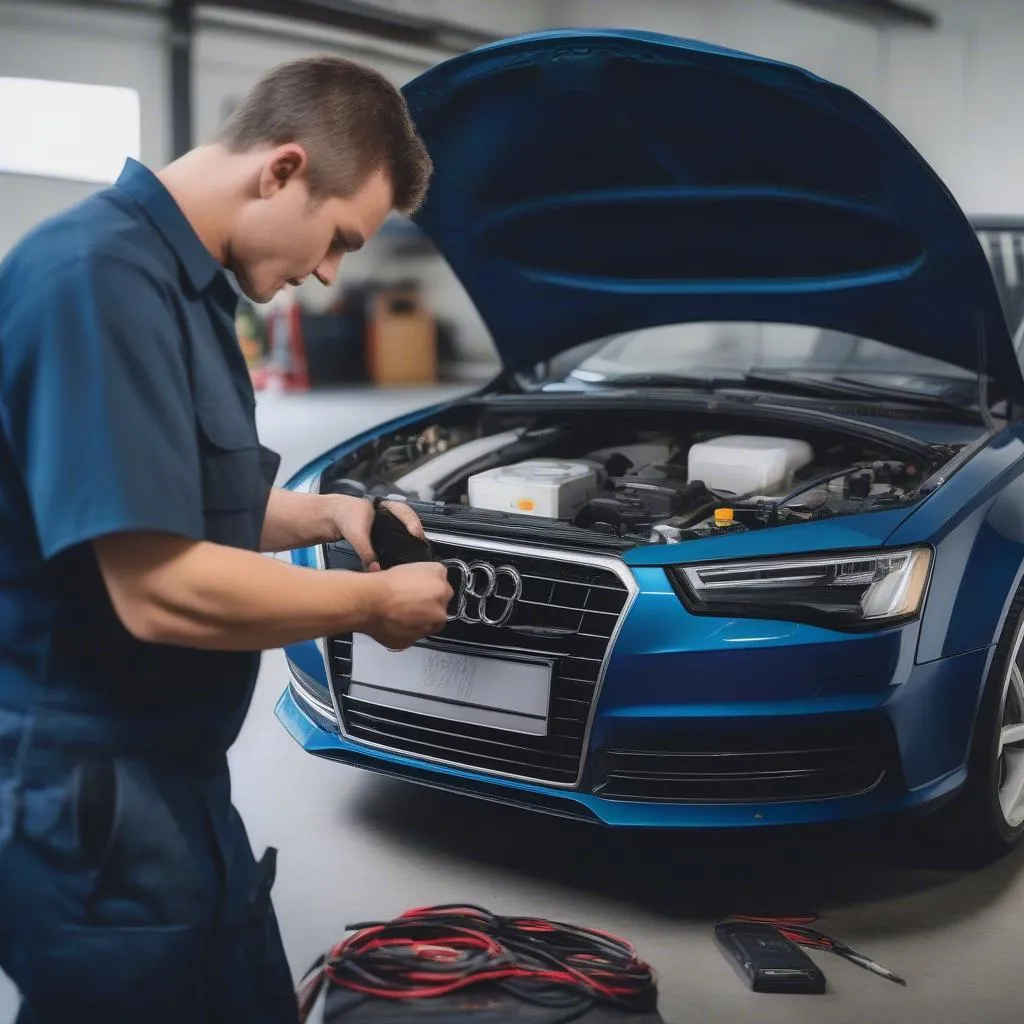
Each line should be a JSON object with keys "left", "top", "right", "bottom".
{"left": 319, "top": 406, "right": 938, "bottom": 548}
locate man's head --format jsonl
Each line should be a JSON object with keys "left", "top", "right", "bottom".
{"left": 213, "top": 56, "right": 432, "bottom": 302}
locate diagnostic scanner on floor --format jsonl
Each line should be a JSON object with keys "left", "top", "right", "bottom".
{"left": 714, "top": 921, "right": 826, "bottom": 994}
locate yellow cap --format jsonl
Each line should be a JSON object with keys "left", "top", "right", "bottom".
{"left": 714, "top": 507, "right": 734, "bottom": 526}
{"left": 516, "top": 498, "right": 536, "bottom": 511}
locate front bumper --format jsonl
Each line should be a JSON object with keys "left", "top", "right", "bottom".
{"left": 276, "top": 638, "right": 991, "bottom": 829}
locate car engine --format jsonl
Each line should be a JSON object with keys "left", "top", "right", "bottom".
{"left": 320, "top": 413, "right": 930, "bottom": 548}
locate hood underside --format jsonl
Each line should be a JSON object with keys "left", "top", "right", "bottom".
{"left": 403, "top": 29, "right": 1024, "bottom": 402}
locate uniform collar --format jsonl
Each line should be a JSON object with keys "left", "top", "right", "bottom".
{"left": 114, "top": 157, "right": 223, "bottom": 294}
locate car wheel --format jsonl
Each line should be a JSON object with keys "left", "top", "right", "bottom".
{"left": 923, "top": 591, "right": 1024, "bottom": 867}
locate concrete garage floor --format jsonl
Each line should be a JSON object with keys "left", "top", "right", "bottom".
{"left": 3, "top": 385, "right": 1024, "bottom": 1022}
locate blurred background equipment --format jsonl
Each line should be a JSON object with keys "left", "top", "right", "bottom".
{"left": 263, "top": 285, "right": 311, "bottom": 392}
{"left": 367, "top": 282, "right": 437, "bottom": 386}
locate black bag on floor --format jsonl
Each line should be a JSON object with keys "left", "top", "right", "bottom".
{"left": 321, "top": 987, "right": 665, "bottom": 1023}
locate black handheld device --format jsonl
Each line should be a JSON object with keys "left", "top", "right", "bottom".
{"left": 714, "top": 922, "right": 826, "bottom": 994}
{"left": 370, "top": 504, "right": 434, "bottom": 569}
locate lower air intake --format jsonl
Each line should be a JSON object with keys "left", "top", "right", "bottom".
{"left": 593, "top": 721, "right": 900, "bottom": 803}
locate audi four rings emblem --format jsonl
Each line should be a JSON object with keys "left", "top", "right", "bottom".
{"left": 443, "top": 559, "right": 523, "bottom": 627}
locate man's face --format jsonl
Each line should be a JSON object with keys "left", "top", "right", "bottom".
{"left": 228, "top": 151, "right": 393, "bottom": 304}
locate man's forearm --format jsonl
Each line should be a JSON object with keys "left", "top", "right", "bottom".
{"left": 95, "top": 532, "right": 381, "bottom": 650}
{"left": 93, "top": 531, "right": 453, "bottom": 654}
{"left": 260, "top": 487, "right": 342, "bottom": 552}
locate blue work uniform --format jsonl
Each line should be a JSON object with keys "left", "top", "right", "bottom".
{"left": 0, "top": 159, "right": 297, "bottom": 1022}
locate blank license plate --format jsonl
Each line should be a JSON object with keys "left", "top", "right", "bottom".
{"left": 348, "top": 635, "right": 551, "bottom": 736}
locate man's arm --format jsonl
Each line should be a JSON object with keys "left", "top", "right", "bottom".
{"left": 94, "top": 531, "right": 452, "bottom": 651}
{"left": 0, "top": 256, "right": 451, "bottom": 653}
{"left": 260, "top": 487, "right": 426, "bottom": 569}
{"left": 260, "top": 487, "right": 346, "bottom": 552}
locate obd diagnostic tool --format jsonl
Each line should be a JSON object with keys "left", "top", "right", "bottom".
{"left": 369, "top": 503, "right": 434, "bottom": 569}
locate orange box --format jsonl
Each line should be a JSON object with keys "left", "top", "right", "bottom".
{"left": 367, "top": 287, "right": 437, "bottom": 386}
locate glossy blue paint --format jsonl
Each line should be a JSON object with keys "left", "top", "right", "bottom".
{"left": 889, "top": 424, "right": 1024, "bottom": 660}
{"left": 884, "top": 646, "right": 995, "bottom": 788}
{"left": 272, "top": 28, "right": 1024, "bottom": 832}
{"left": 285, "top": 638, "right": 328, "bottom": 689}
{"left": 276, "top": 668, "right": 969, "bottom": 829}
{"left": 624, "top": 507, "right": 911, "bottom": 567}
{"left": 402, "top": 29, "right": 1023, "bottom": 400}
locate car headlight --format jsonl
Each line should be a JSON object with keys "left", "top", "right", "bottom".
{"left": 668, "top": 547, "right": 932, "bottom": 631}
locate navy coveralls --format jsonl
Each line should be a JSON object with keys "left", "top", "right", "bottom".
{"left": 0, "top": 159, "right": 298, "bottom": 1021}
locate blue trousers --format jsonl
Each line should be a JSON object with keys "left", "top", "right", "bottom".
{"left": 0, "top": 746, "right": 298, "bottom": 1022}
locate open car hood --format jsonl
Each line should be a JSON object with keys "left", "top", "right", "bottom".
{"left": 403, "top": 29, "right": 1024, "bottom": 402}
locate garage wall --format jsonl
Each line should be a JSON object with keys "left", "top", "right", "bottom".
{"left": 190, "top": 8, "right": 550, "bottom": 364}
{"left": 0, "top": 0, "right": 170, "bottom": 258}
{"left": 344, "top": 0, "right": 558, "bottom": 37}
{"left": 910, "top": 0, "right": 1024, "bottom": 216}
{"left": 0, "top": 1, "right": 554, "bottom": 368}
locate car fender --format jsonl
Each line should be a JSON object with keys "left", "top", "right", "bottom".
{"left": 886, "top": 424, "right": 1024, "bottom": 663}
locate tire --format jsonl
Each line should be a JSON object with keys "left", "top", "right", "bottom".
{"left": 920, "top": 589, "right": 1024, "bottom": 867}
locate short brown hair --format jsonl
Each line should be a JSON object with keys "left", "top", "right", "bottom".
{"left": 216, "top": 55, "right": 432, "bottom": 214}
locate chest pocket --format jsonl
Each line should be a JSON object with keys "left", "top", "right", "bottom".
{"left": 194, "top": 379, "right": 267, "bottom": 549}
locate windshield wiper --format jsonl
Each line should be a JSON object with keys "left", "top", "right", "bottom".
{"left": 575, "top": 369, "right": 977, "bottom": 416}
{"left": 744, "top": 370, "right": 973, "bottom": 411}
{"left": 571, "top": 372, "right": 741, "bottom": 390}
{"left": 833, "top": 375, "right": 974, "bottom": 410}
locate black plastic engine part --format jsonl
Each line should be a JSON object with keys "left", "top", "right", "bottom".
{"left": 574, "top": 475, "right": 717, "bottom": 538}
{"left": 574, "top": 497, "right": 652, "bottom": 536}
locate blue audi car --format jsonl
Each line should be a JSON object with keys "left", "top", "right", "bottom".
{"left": 275, "top": 29, "right": 1024, "bottom": 864}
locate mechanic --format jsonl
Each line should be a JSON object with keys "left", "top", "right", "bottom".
{"left": 0, "top": 56, "right": 452, "bottom": 1022}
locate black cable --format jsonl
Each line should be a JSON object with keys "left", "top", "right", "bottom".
{"left": 300, "top": 903, "right": 658, "bottom": 1022}
{"left": 774, "top": 464, "right": 871, "bottom": 508}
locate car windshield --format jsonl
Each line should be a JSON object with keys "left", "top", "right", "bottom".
{"left": 525, "top": 224, "right": 1024, "bottom": 399}
{"left": 545, "top": 321, "right": 975, "bottom": 389}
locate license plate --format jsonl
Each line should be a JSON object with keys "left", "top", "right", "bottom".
{"left": 348, "top": 635, "right": 552, "bottom": 736}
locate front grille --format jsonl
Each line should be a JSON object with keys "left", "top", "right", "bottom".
{"left": 325, "top": 537, "right": 633, "bottom": 785}
{"left": 593, "top": 724, "right": 898, "bottom": 803}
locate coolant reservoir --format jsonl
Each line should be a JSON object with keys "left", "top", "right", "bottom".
{"left": 468, "top": 460, "right": 601, "bottom": 518}
{"left": 687, "top": 435, "right": 813, "bottom": 496}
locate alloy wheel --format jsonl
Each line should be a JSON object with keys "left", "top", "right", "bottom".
{"left": 997, "top": 652, "right": 1024, "bottom": 829}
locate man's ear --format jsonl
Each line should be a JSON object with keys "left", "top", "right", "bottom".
{"left": 259, "top": 144, "right": 310, "bottom": 198}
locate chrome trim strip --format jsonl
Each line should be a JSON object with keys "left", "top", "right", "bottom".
{"left": 357, "top": 632, "right": 603, "bottom": 663}
{"left": 306, "top": 471, "right": 347, "bottom": 729}
{"left": 319, "top": 530, "right": 640, "bottom": 790}
{"left": 312, "top": 539, "right": 346, "bottom": 729}
{"left": 288, "top": 664, "right": 339, "bottom": 724}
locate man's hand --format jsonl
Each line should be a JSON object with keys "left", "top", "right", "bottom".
{"left": 362, "top": 562, "right": 453, "bottom": 649}
{"left": 260, "top": 488, "right": 426, "bottom": 559}
{"left": 328, "top": 496, "right": 426, "bottom": 571}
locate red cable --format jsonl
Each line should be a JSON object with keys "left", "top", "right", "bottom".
{"left": 316, "top": 906, "right": 655, "bottom": 1009}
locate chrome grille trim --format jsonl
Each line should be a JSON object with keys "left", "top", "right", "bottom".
{"left": 288, "top": 664, "right": 339, "bottom": 725}
{"left": 320, "top": 531, "right": 639, "bottom": 788}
